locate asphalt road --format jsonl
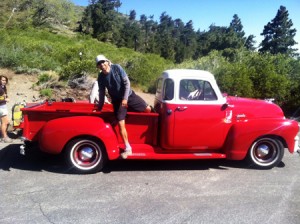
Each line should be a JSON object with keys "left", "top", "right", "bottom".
{"left": 0, "top": 139, "right": 300, "bottom": 224}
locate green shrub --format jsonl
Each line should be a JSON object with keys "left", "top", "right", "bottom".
{"left": 38, "top": 73, "right": 52, "bottom": 84}
{"left": 40, "top": 88, "right": 53, "bottom": 98}
{"left": 2, "top": 27, "right": 300, "bottom": 116}
{"left": 60, "top": 59, "right": 95, "bottom": 81}
{"left": 0, "top": 28, "right": 174, "bottom": 92}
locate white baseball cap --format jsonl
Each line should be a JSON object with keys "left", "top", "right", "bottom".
{"left": 95, "top": 55, "right": 109, "bottom": 65}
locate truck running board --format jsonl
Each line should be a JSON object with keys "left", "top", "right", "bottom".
{"left": 118, "top": 144, "right": 227, "bottom": 160}
{"left": 125, "top": 153, "right": 226, "bottom": 160}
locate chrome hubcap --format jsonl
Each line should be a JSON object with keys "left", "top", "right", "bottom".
{"left": 251, "top": 139, "right": 279, "bottom": 165}
{"left": 71, "top": 140, "right": 101, "bottom": 169}
{"left": 256, "top": 144, "right": 270, "bottom": 158}
{"left": 79, "top": 147, "right": 94, "bottom": 161}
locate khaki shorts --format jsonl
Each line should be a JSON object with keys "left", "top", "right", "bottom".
{"left": 0, "top": 107, "right": 8, "bottom": 117}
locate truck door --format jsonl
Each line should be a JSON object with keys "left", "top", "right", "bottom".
{"left": 172, "top": 79, "right": 230, "bottom": 150}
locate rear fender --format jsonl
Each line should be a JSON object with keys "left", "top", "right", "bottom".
{"left": 39, "top": 116, "right": 119, "bottom": 160}
{"left": 224, "top": 118, "right": 299, "bottom": 160}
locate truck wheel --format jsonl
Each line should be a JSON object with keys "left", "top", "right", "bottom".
{"left": 65, "top": 138, "right": 107, "bottom": 174}
{"left": 247, "top": 137, "right": 284, "bottom": 169}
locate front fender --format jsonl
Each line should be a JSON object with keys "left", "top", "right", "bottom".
{"left": 39, "top": 116, "right": 119, "bottom": 160}
{"left": 224, "top": 118, "right": 299, "bottom": 160}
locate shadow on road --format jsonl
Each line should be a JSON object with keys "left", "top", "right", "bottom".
{"left": 102, "top": 159, "right": 245, "bottom": 173}
{"left": 0, "top": 144, "right": 65, "bottom": 173}
{"left": 0, "top": 144, "right": 285, "bottom": 174}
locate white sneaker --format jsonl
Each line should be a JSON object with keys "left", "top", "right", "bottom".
{"left": 2, "top": 137, "right": 13, "bottom": 143}
{"left": 121, "top": 149, "right": 132, "bottom": 159}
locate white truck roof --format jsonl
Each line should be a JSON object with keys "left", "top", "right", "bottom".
{"left": 158, "top": 69, "right": 226, "bottom": 105}
{"left": 162, "top": 69, "right": 217, "bottom": 82}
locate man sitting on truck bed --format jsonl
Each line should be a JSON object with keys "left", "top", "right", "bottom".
{"left": 95, "top": 54, "right": 152, "bottom": 159}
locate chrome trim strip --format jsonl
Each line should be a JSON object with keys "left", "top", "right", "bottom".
{"left": 294, "top": 135, "right": 299, "bottom": 153}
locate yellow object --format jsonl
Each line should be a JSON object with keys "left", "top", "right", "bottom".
{"left": 12, "top": 103, "right": 25, "bottom": 127}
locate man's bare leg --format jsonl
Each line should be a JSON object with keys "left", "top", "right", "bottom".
{"left": 119, "top": 120, "right": 132, "bottom": 158}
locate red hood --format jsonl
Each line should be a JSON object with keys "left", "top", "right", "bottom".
{"left": 226, "top": 96, "right": 284, "bottom": 118}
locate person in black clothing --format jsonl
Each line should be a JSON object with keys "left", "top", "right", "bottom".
{"left": 0, "top": 75, "right": 12, "bottom": 143}
{"left": 96, "top": 55, "right": 151, "bottom": 159}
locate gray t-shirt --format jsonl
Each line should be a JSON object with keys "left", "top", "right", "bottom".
{"left": 97, "top": 64, "right": 132, "bottom": 110}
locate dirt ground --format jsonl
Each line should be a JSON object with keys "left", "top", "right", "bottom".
{"left": 0, "top": 69, "right": 40, "bottom": 120}
{"left": 0, "top": 68, "right": 155, "bottom": 123}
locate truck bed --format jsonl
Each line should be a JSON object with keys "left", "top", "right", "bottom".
{"left": 21, "top": 101, "right": 159, "bottom": 146}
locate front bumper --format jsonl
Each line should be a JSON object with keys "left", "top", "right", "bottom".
{"left": 20, "top": 144, "right": 26, "bottom": 155}
{"left": 19, "top": 137, "right": 27, "bottom": 156}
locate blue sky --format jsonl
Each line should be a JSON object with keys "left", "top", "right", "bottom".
{"left": 71, "top": 0, "right": 300, "bottom": 50}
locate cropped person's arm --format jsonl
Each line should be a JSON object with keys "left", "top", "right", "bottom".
{"left": 89, "top": 81, "right": 99, "bottom": 103}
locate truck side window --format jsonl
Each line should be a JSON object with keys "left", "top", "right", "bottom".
{"left": 180, "top": 79, "right": 204, "bottom": 100}
{"left": 156, "top": 78, "right": 163, "bottom": 94}
{"left": 179, "top": 79, "right": 217, "bottom": 101}
{"left": 180, "top": 80, "right": 190, "bottom": 99}
{"left": 163, "top": 79, "right": 174, "bottom": 101}
{"left": 203, "top": 81, "right": 217, "bottom": 101}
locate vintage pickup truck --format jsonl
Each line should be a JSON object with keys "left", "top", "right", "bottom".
{"left": 17, "top": 69, "right": 299, "bottom": 173}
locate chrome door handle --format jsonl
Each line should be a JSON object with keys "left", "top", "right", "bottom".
{"left": 176, "top": 106, "right": 188, "bottom": 111}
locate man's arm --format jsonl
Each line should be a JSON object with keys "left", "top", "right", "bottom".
{"left": 115, "top": 65, "right": 130, "bottom": 101}
{"left": 122, "top": 75, "right": 130, "bottom": 101}
{"left": 89, "top": 81, "right": 99, "bottom": 103}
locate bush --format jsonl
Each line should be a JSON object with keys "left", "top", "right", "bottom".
{"left": 0, "top": 28, "right": 174, "bottom": 92}
{"left": 1, "top": 27, "right": 300, "bottom": 115}
{"left": 38, "top": 73, "right": 52, "bottom": 84}
{"left": 60, "top": 59, "right": 95, "bottom": 81}
{"left": 40, "top": 88, "right": 53, "bottom": 98}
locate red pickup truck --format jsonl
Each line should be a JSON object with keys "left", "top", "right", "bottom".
{"left": 17, "top": 69, "right": 299, "bottom": 173}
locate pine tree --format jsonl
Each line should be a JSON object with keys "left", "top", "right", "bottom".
{"left": 229, "top": 14, "right": 245, "bottom": 38}
{"left": 79, "top": 0, "right": 122, "bottom": 42}
{"left": 259, "top": 5, "right": 298, "bottom": 56}
{"left": 228, "top": 14, "right": 248, "bottom": 49}
{"left": 140, "top": 14, "right": 157, "bottom": 53}
{"left": 244, "top": 35, "right": 256, "bottom": 51}
{"left": 156, "top": 12, "right": 175, "bottom": 60}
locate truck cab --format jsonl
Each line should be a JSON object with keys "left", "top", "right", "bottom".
{"left": 154, "top": 69, "right": 230, "bottom": 151}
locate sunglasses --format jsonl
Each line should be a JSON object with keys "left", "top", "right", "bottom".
{"left": 97, "top": 60, "right": 106, "bottom": 65}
